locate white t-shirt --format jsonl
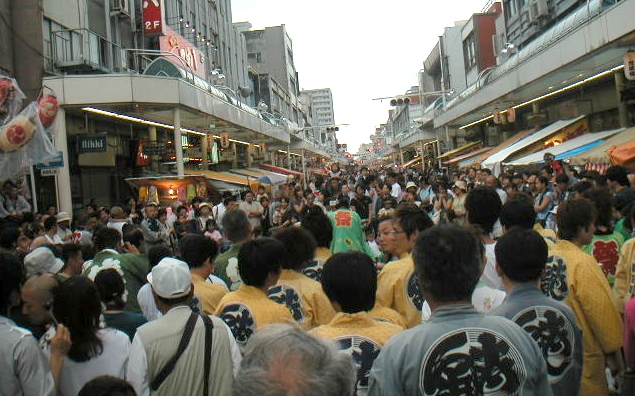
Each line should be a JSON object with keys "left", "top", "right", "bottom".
{"left": 43, "top": 328, "right": 130, "bottom": 396}
{"left": 137, "top": 283, "right": 161, "bottom": 321}
{"left": 480, "top": 242, "right": 504, "bottom": 291}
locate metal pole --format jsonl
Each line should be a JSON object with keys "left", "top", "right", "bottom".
{"left": 286, "top": 144, "right": 291, "bottom": 169}
{"left": 301, "top": 149, "right": 307, "bottom": 188}
{"left": 419, "top": 140, "right": 425, "bottom": 173}
{"left": 173, "top": 107, "right": 184, "bottom": 176}
{"left": 29, "top": 166, "right": 38, "bottom": 213}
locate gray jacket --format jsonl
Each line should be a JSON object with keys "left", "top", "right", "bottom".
{"left": 489, "top": 283, "right": 583, "bottom": 396}
{"left": 368, "top": 304, "right": 553, "bottom": 396}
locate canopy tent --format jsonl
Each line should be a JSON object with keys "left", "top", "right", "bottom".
{"left": 259, "top": 164, "right": 304, "bottom": 179}
{"left": 482, "top": 115, "right": 586, "bottom": 175}
{"left": 230, "top": 168, "right": 288, "bottom": 186}
{"left": 469, "top": 128, "right": 537, "bottom": 168}
{"left": 190, "top": 170, "right": 264, "bottom": 193}
{"left": 504, "top": 128, "right": 624, "bottom": 166}
{"left": 569, "top": 127, "right": 635, "bottom": 165}
{"left": 445, "top": 146, "right": 492, "bottom": 166}
{"left": 125, "top": 175, "right": 218, "bottom": 206}
{"left": 437, "top": 141, "right": 482, "bottom": 160}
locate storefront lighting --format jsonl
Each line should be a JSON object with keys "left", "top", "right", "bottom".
{"left": 81, "top": 107, "right": 257, "bottom": 146}
{"left": 458, "top": 65, "right": 625, "bottom": 130}
{"left": 167, "top": 186, "right": 174, "bottom": 195}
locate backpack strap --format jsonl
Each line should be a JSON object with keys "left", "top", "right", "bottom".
{"left": 150, "top": 311, "right": 199, "bottom": 391}
{"left": 201, "top": 314, "right": 215, "bottom": 396}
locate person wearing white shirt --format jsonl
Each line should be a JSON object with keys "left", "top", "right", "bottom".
{"left": 386, "top": 173, "right": 402, "bottom": 202}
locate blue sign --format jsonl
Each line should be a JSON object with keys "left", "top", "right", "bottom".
{"left": 37, "top": 151, "right": 63, "bottom": 169}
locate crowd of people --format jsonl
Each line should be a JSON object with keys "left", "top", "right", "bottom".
{"left": 1, "top": 160, "right": 635, "bottom": 395}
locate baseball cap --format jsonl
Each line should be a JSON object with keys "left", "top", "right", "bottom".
{"left": 24, "top": 247, "right": 64, "bottom": 278}
{"left": 405, "top": 181, "right": 417, "bottom": 190}
{"left": 147, "top": 257, "right": 192, "bottom": 299}
{"left": 199, "top": 202, "right": 212, "bottom": 210}
{"left": 453, "top": 180, "right": 468, "bottom": 191}
{"left": 56, "top": 211, "right": 71, "bottom": 223}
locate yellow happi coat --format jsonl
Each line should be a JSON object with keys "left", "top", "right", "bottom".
{"left": 269, "top": 269, "right": 336, "bottom": 330}
{"left": 310, "top": 311, "right": 403, "bottom": 394}
{"left": 612, "top": 238, "right": 635, "bottom": 313}
{"left": 376, "top": 253, "right": 423, "bottom": 328}
{"left": 543, "top": 239, "right": 622, "bottom": 396}
{"left": 215, "top": 284, "right": 294, "bottom": 348}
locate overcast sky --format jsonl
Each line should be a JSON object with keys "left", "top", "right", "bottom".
{"left": 231, "top": 0, "right": 486, "bottom": 152}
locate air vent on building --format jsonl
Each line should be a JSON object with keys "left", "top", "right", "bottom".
{"left": 529, "top": 0, "right": 550, "bottom": 22}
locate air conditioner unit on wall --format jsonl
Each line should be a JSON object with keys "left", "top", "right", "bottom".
{"left": 112, "top": 0, "right": 130, "bottom": 18}
{"left": 529, "top": 0, "right": 550, "bottom": 20}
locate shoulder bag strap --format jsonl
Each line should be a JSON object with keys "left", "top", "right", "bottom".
{"left": 201, "top": 314, "right": 215, "bottom": 396}
{"left": 150, "top": 311, "right": 199, "bottom": 391}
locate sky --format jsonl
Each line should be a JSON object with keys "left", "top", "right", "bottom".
{"left": 231, "top": 0, "right": 485, "bottom": 153}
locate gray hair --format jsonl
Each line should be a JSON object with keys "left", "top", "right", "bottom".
{"left": 233, "top": 324, "right": 355, "bottom": 396}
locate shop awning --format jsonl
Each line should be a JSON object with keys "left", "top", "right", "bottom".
{"left": 445, "top": 146, "right": 492, "bottom": 166}
{"left": 482, "top": 116, "right": 586, "bottom": 175}
{"left": 230, "top": 168, "right": 288, "bottom": 185}
{"left": 469, "top": 128, "right": 537, "bottom": 168}
{"left": 504, "top": 128, "right": 624, "bottom": 166}
{"left": 190, "top": 170, "right": 265, "bottom": 192}
{"left": 259, "top": 164, "right": 303, "bottom": 179}
{"left": 403, "top": 156, "right": 422, "bottom": 169}
{"left": 437, "top": 141, "right": 482, "bottom": 160}
{"left": 569, "top": 127, "right": 635, "bottom": 165}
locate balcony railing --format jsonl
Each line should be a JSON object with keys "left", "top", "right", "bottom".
{"left": 51, "top": 28, "right": 130, "bottom": 73}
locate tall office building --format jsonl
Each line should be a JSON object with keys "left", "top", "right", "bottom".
{"left": 301, "top": 88, "right": 335, "bottom": 126}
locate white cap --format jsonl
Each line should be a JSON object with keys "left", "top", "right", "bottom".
{"left": 24, "top": 247, "right": 64, "bottom": 278}
{"left": 405, "top": 181, "right": 417, "bottom": 190}
{"left": 56, "top": 211, "right": 71, "bottom": 222}
{"left": 147, "top": 257, "right": 192, "bottom": 299}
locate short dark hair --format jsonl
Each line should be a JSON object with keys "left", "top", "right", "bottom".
{"left": 496, "top": 228, "right": 548, "bottom": 282}
{"left": 465, "top": 187, "right": 502, "bottom": 234}
{"left": 582, "top": 188, "right": 613, "bottom": 230}
{"left": 606, "top": 165, "right": 630, "bottom": 186}
{"left": 557, "top": 198, "right": 596, "bottom": 241}
{"left": 222, "top": 209, "right": 251, "bottom": 242}
{"left": 0, "top": 227, "right": 20, "bottom": 249}
{"left": 93, "top": 227, "right": 121, "bottom": 251}
{"left": 122, "top": 226, "right": 144, "bottom": 248}
{"left": 413, "top": 225, "right": 482, "bottom": 302}
{"left": 500, "top": 199, "right": 536, "bottom": 229}
{"left": 238, "top": 238, "right": 285, "bottom": 287}
{"left": 60, "top": 243, "right": 82, "bottom": 263}
{"left": 44, "top": 216, "right": 57, "bottom": 231}
{"left": 0, "top": 252, "right": 24, "bottom": 310}
{"left": 571, "top": 181, "right": 592, "bottom": 195}
{"left": 393, "top": 203, "right": 433, "bottom": 239}
{"left": 78, "top": 375, "right": 136, "bottom": 396}
{"left": 321, "top": 252, "right": 376, "bottom": 313}
{"left": 555, "top": 173, "right": 570, "bottom": 185}
{"left": 94, "top": 268, "right": 125, "bottom": 307}
{"left": 178, "top": 234, "right": 218, "bottom": 269}
{"left": 273, "top": 227, "right": 317, "bottom": 270}
{"left": 301, "top": 207, "right": 333, "bottom": 248}
{"left": 147, "top": 245, "right": 172, "bottom": 268}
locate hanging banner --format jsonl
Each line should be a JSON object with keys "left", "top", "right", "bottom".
{"left": 492, "top": 108, "right": 502, "bottom": 124}
{"left": 220, "top": 132, "right": 230, "bottom": 149}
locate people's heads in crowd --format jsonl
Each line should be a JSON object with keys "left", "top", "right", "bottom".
{"left": 109, "top": 206, "right": 126, "bottom": 220}
{"left": 122, "top": 226, "right": 144, "bottom": 251}
{"left": 234, "top": 323, "right": 355, "bottom": 396}
{"left": 147, "top": 244, "right": 173, "bottom": 269}
{"left": 376, "top": 216, "right": 397, "bottom": 256}
{"left": 77, "top": 376, "right": 137, "bottom": 396}
{"left": 43, "top": 216, "right": 58, "bottom": 233}
{"left": 321, "top": 251, "right": 376, "bottom": 314}
{"left": 273, "top": 227, "right": 317, "bottom": 271}
{"left": 144, "top": 202, "right": 158, "bottom": 219}
{"left": 582, "top": 188, "right": 614, "bottom": 231}
{"left": 335, "top": 195, "right": 350, "bottom": 210}
{"left": 0, "top": 252, "right": 24, "bottom": 314}
{"left": 53, "top": 276, "right": 104, "bottom": 361}
{"left": 465, "top": 186, "right": 502, "bottom": 235}
{"left": 46, "top": 205, "right": 57, "bottom": 216}
{"left": 21, "top": 274, "right": 60, "bottom": 326}
{"left": 496, "top": 228, "right": 548, "bottom": 283}
{"left": 93, "top": 227, "right": 122, "bottom": 251}
{"left": 485, "top": 175, "right": 500, "bottom": 190}
{"left": 24, "top": 246, "right": 64, "bottom": 278}
{"left": 571, "top": 180, "right": 592, "bottom": 199}
{"left": 178, "top": 234, "right": 219, "bottom": 270}
{"left": 413, "top": 224, "right": 483, "bottom": 305}
{"left": 94, "top": 268, "right": 126, "bottom": 309}
{"left": 238, "top": 238, "right": 285, "bottom": 288}
{"left": 222, "top": 209, "right": 252, "bottom": 243}
{"left": 555, "top": 173, "right": 570, "bottom": 193}
{"left": 556, "top": 198, "right": 597, "bottom": 244}
{"left": 148, "top": 257, "right": 193, "bottom": 308}
{"left": 392, "top": 203, "right": 433, "bottom": 254}
{"left": 60, "top": 243, "right": 84, "bottom": 277}
{"left": 0, "top": 227, "right": 20, "bottom": 250}
{"left": 606, "top": 165, "right": 630, "bottom": 188}
{"left": 97, "top": 207, "right": 110, "bottom": 223}
{"left": 500, "top": 197, "right": 537, "bottom": 230}
{"left": 301, "top": 206, "right": 333, "bottom": 249}
{"left": 539, "top": 165, "right": 553, "bottom": 179}
{"left": 580, "top": 170, "right": 602, "bottom": 188}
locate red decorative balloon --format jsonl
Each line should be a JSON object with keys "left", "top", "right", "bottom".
{"left": 38, "top": 94, "right": 59, "bottom": 128}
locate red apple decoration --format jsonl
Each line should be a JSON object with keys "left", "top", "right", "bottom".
{"left": 0, "top": 115, "right": 36, "bottom": 152}
{"left": 0, "top": 78, "right": 12, "bottom": 109}
{"left": 38, "top": 94, "right": 59, "bottom": 128}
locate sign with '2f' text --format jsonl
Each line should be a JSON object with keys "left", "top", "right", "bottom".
{"left": 142, "top": 0, "right": 165, "bottom": 35}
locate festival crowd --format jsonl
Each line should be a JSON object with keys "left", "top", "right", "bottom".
{"left": 1, "top": 161, "right": 635, "bottom": 395}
